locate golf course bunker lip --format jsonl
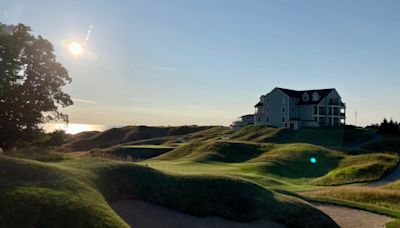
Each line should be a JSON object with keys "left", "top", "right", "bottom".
{"left": 110, "top": 199, "right": 286, "bottom": 228}
{"left": 314, "top": 203, "right": 394, "bottom": 228}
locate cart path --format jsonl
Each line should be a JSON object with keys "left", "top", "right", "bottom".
{"left": 314, "top": 203, "right": 394, "bottom": 228}
{"left": 111, "top": 199, "right": 285, "bottom": 228}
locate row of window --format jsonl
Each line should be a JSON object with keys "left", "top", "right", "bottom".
{"left": 264, "top": 117, "right": 285, "bottom": 123}
{"left": 264, "top": 107, "right": 295, "bottom": 113}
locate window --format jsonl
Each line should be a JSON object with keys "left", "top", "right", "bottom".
{"left": 282, "top": 107, "right": 285, "bottom": 113}
{"left": 282, "top": 117, "right": 285, "bottom": 122}
{"left": 291, "top": 108, "right": 294, "bottom": 113}
{"left": 267, "top": 117, "right": 269, "bottom": 122}
{"left": 302, "top": 92, "right": 309, "bottom": 102}
{"left": 258, "top": 117, "right": 261, "bottom": 122}
{"left": 312, "top": 92, "right": 319, "bottom": 101}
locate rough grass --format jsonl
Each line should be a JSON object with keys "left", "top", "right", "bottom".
{"left": 149, "top": 141, "right": 397, "bottom": 187}
{"left": 302, "top": 183, "right": 400, "bottom": 227}
{"left": 303, "top": 187, "right": 400, "bottom": 212}
{"left": 313, "top": 153, "right": 399, "bottom": 185}
{"left": 63, "top": 125, "right": 214, "bottom": 151}
{"left": 248, "top": 144, "right": 342, "bottom": 178}
{"left": 229, "top": 125, "right": 374, "bottom": 147}
{"left": 364, "top": 135, "right": 400, "bottom": 153}
{"left": 0, "top": 156, "right": 128, "bottom": 228}
{"left": 87, "top": 145, "right": 175, "bottom": 161}
{"left": 156, "top": 141, "right": 265, "bottom": 163}
{"left": 0, "top": 154, "right": 337, "bottom": 228}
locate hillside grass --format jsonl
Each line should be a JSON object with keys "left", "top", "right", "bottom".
{"left": 312, "top": 153, "right": 399, "bottom": 185}
{"left": 230, "top": 125, "right": 374, "bottom": 148}
{"left": 0, "top": 154, "right": 338, "bottom": 228}
{"left": 0, "top": 156, "right": 128, "bottom": 228}
{"left": 63, "top": 125, "right": 216, "bottom": 151}
{"left": 364, "top": 135, "right": 400, "bottom": 153}
{"left": 302, "top": 180, "right": 400, "bottom": 227}
{"left": 87, "top": 144, "right": 175, "bottom": 161}
{"left": 144, "top": 140, "right": 398, "bottom": 190}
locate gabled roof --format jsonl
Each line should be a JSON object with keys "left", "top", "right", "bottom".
{"left": 277, "top": 87, "right": 335, "bottom": 105}
{"left": 254, "top": 101, "right": 263, "bottom": 107}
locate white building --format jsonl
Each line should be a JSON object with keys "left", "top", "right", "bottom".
{"left": 254, "top": 87, "right": 346, "bottom": 129}
{"left": 231, "top": 114, "right": 254, "bottom": 129}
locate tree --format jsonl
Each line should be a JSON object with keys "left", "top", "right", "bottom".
{"left": 0, "top": 23, "right": 73, "bottom": 149}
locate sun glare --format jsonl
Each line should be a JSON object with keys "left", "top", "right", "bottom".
{"left": 68, "top": 42, "right": 83, "bottom": 55}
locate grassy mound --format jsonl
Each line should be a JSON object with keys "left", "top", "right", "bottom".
{"left": 151, "top": 141, "right": 398, "bottom": 187}
{"left": 230, "top": 125, "right": 374, "bottom": 147}
{"left": 88, "top": 145, "right": 175, "bottom": 161}
{"left": 156, "top": 141, "right": 265, "bottom": 162}
{"left": 184, "top": 126, "right": 231, "bottom": 142}
{"left": 303, "top": 180, "right": 400, "bottom": 227}
{"left": 302, "top": 186, "right": 400, "bottom": 218}
{"left": 313, "top": 154, "right": 399, "bottom": 185}
{"left": 0, "top": 155, "right": 338, "bottom": 227}
{"left": 63, "top": 125, "right": 213, "bottom": 151}
{"left": 229, "top": 125, "right": 280, "bottom": 142}
{"left": 62, "top": 158, "right": 337, "bottom": 227}
{"left": 248, "top": 144, "right": 342, "bottom": 178}
{"left": 0, "top": 156, "right": 127, "bottom": 228}
{"left": 158, "top": 141, "right": 342, "bottom": 178}
{"left": 364, "top": 135, "right": 400, "bottom": 153}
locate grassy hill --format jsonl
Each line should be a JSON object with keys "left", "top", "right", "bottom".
{"left": 145, "top": 141, "right": 398, "bottom": 188}
{"left": 88, "top": 145, "right": 175, "bottom": 161}
{"left": 0, "top": 154, "right": 338, "bottom": 228}
{"left": 3, "top": 125, "right": 398, "bottom": 227}
{"left": 230, "top": 125, "right": 374, "bottom": 147}
{"left": 63, "top": 125, "right": 215, "bottom": 151}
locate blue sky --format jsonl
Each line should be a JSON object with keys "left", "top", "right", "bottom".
{"left": 1, "top": 0, "right": 400, "bottom": 126}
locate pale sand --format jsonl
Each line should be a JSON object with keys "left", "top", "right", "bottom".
{"left": 315, "top": 203, "right": 394, "bottom": 228}
{"left": 111, "top": 199, "right": 286, "bottom": 228}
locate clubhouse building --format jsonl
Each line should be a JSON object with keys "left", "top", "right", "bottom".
{"left": 232, "top": 87, "right": 346, "bottom": 130}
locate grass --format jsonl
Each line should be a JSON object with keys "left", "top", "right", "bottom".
{"left": 229, "top": 125, "right": 374, "bottom": 148}
{"left": 63, "top": 125, "right": 216, "bottom": 151}
{"left": 0, "top": 156, "right": 127, "bottom": 228}
{"left": 312, "top": 153, "right": 399, "bottom": 185}
{"left": 87, "top": 144, "right": 175, "bottom": 161}
{"left": 2, "top": 126, "right": 398, "bottom": 227}
{"left": 364, "top": 135, "right": 400, "bottom": 153}
{"left": 144, "top": 140, "right": 398, "bottom": 189}
{"left": 0, "top": 154, "right": 338, "bottom": 228}
{"left": 302, "top": 184, "right": 400, "bottom": 227}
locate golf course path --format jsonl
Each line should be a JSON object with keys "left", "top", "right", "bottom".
{"left": 111, "top": 199, "right": 285, "bottom": 228}
{"left": 348, "top": 132, "right": 381, "bottom": 151}
{"left": 314, "top": 203, "right": 394, "bottom": 228}
{"left": 368, "top": 161, "right": 400, "bottom": 186}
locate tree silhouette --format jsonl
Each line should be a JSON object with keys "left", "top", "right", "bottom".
{"left": 0, "top": 23, "right": 73, "bottom": 149}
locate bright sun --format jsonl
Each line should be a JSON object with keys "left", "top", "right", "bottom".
{"left": 68, "top": 42, "right": 83, "bottom": 55}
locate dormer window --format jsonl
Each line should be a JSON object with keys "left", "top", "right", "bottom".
{"left": 302, "top": 92, "right": 309, "bottom": 102}
{"left": 312, "top": 92, "right": 319, "bottom": 101}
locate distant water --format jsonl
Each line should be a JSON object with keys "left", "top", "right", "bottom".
{"left": 43, "top": 123, "right": 117, "bottom": 134}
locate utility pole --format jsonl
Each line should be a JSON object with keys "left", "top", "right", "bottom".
{"left": 355, "top": 110, "right": 358, "bottom": 127}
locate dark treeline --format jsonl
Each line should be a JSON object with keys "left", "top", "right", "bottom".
{"left": 367, "top": 118, "right": 400, "bottom": 135}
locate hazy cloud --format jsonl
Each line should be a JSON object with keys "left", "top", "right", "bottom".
{"left": 3, "top": 10, "right": 8, "bottom": 18}
{"left": 85, "top": 24, "right": 93, "bottom": 43}
{"left": 73, "top": 97, "right": 97, "bottom": 104}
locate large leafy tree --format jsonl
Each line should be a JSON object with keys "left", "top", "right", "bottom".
{"left": 0, "top": 23, "right": 73, "bottom": 149}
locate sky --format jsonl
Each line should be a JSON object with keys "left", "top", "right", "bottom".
{"left": 1, "top": 0, "right": 400, "bottom": 127}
